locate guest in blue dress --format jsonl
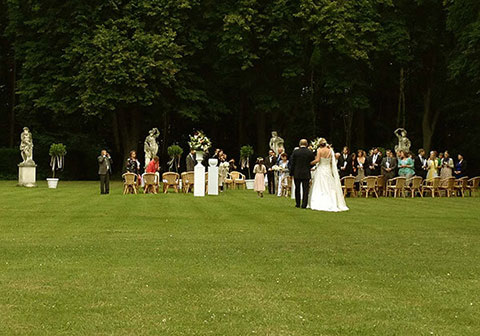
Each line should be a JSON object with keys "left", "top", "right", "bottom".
{"left": 454, "top": 154, "right": 467, "bottom": 178}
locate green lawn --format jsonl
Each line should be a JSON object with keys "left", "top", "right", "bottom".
{"left": 0, "top": 181, "right": 479, "bottom": 335}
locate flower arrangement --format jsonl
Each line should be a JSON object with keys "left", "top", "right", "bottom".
{"left": 188, "top": 130, "right": 212, "bottom": 152}
{"left": 310, "top": 137, "right": 327, "bottom": 151}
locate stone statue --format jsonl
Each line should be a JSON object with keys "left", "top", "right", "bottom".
{"left": 269, "top": 131, "right": 284, "bottom": 155}
{"left": 394, "top": 128, "right": 411, "bottom": 153}
{"left": 19, "top": 127, "right": 35, "bottom": 166}
{"left": 144, "top": 128, "right": 160, "bottom": 167}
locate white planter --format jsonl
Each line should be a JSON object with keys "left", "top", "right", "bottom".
{"left": 47, "top": 178, "right": 59, "bottom": 189}
{"left": 196, "top": 151, "right": 204, "bottom": 163}
{"left": 246, "top": 179, "right": 255, "bottom": 190}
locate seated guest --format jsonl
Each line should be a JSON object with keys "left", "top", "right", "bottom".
{"left": 145, "top": 155, "right": 160, "bottom": 184}
{"left": 426, "top": 151, "right": 438, "bottom": 181}
{"left": 337, "top": 146, "right": 353, "bottom": 178}
{"left": 186, "top": 148, "right": 196, "bottom": 172}
{"left": 414, "top": 148, "right": 428, "bottom": 179}
{"left": 126, "top": 150, "right": 141, "bottom": 185}
{"left": 398, "top": 150, "right": 415, "bottom": 179}
{"left": 440, "top": 150, "right": 454, "bottom": 179}
{"left": 454, "top": 154, "right": 467, "bottom": 178}
{"left": 381, "top": 149, "right": 397, "bottom": 181}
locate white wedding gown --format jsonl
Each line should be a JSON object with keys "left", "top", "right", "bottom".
{"left": 308, "top": 149, "right": 349, "bottom": 212}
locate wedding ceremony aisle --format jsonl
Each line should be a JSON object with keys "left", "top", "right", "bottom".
{"left": 0, "top": 181, "right": 479, "bottom": 335}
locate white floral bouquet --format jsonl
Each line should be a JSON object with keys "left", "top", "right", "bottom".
{"left": 272, "top": 165, "right": 281, "bottom": 172}
{"left": 310, "top": 138, "right": 322, "bottom": 151}
{"left": 188, "top": 130, "right": 212, "bottom": 152}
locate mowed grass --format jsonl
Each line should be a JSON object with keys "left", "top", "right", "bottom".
{"left": 0, "top": 181, "right": 479, "bottom": 335}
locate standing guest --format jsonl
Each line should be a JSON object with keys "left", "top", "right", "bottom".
{"left": 437, "top": 152, "right": 443, "bottom": 176}
{"left": 337, "top": 146, "right": 353, "bottom": 178}
{"left": 355, "top": 150, "right": 367, "bottom": 189}
{"left": 367, "top": 147, "right": 382, "bottom": 176}
{"left": 186, "top": 149, "right": 196, "bottom": 172}
{"left": 98, "top": 149, "right": 112, "bottom": 195}
{"left": 454, "top": 154, "right": 467, "bottom": 178}
{"left": 440, "top": 150, "right": 454, "bottom": 179}
{"left": 253, "top": 158, "right": 267, "bottom": 198}
{"left": 414, "top": 149, "right": 428, "bottom": 179}
{"left": 228, "top": 159, "right": 237, "bottom": 173}
{"left": 350, "top": 152, "right": 357, "bottom": 177}
{"left": 381, "top": 149, "right": 397, "bottom": 181}
{"left": 126, "top": 150, "right": 141, "bottom": 185}
{"left": 398, "top": 150, "right": 415, "bottom": 178}
{"left": 277, "top": 153, "right": 289, "bottom": 196}
{"left": 264, "top": 150, "right": 277, "bottom": 194}
{"left": 289, "top": 139, "right": 315, "bottom": 208}
{"left": 426, "top": 151, "right": 438, "bottom": 181}
{"left": 276, "top": 147, "right": 285, "bottom": 165}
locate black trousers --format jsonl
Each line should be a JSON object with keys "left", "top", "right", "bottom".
{"left": 99, "top": 173, "right": 110, "bottom": 194}
{"left": 267, "top": 171, "right": 276, "bottom": 194}
{"left": 294, "top": 178, "right": 310, "bottom": 208}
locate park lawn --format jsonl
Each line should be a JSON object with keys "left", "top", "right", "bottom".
{"left": 0, "top": 181, "right": 479, "bottom": 335}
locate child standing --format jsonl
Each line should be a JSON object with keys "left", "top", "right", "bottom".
{"left": 253, "top": 157, "right": 267, "bottom": 197}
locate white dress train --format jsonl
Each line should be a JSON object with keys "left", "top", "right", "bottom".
{"left": 308, "top": 149, "right": 349, "bottom": 212}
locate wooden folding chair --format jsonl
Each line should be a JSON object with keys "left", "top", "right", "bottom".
{"left": 143, "top": 173, "right": 158, "bottom": 194}
{"left": 467, "top": 177, "right": 480, "bottom": 196}
{"left": 341, "top": 176, "right": 356, "bottom": 197}
{"left": 230, "top": 171, "right": 246, "bottom": 189}
{"left": 386, "top": 177, "right": 406, "bottom": 198}
{"left": 361, "top": 176, "right": 378, "bottom": 198}
{"left": 162, "top": 172, "right": 180, "bottom": 193}
{"left": 122, "top": 173, "right": 138, "bottom": 195}
{"left": 422, "top": 177, "right": 441, "bottom": 198}
{"left": 454, "top": 176, "right": 468, "bottom": 197}
{"left": 405, "top": 176, "right": 423, "bottom": 198}
{"left": 439, "top": 177, "right": 456, "bottom": 197}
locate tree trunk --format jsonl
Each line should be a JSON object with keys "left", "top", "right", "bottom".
{"left": 421, "top": 86, "right": 440, "bottom": 153}
{"left": 396, "top": 67, "right": 406, "bottom": 128}
{"left": 8, "top": 48, "right": 16, "bottom": 147}
{"left": 310, "top": 69, "right": 316, "bottom": 138}
{"left": 256, "top": 109, "right": 266, "bottom": 155}
{"left": 116, "top": 107, "right": 142, "bottom": 168}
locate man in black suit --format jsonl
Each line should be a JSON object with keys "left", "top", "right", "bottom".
{"left": 98, "top": 149, "right": 112, "bottom": 194}
{"left": 289, "top": 139, "right": 315, "bottom": 208}
{"left": 264, "top": 150, "right": 277, "bottom": 194}
{"left": 186, "top": 149, "right": 196, "bottom": 172}
{"left": 337, "top": 146, "right": 352, "bottom": 178}
{"left": 367, "top": 147, "right": 382, "bottom": 176}
{"left": 414, "top": 148, "right": 428, "bottom": 179}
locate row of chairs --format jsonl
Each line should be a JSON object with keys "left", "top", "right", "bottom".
{"left": 341, "top": 175, "right": 479, "bottom": 198}
{"left": 122, "top": 171, "right": 248, "bottom": 194}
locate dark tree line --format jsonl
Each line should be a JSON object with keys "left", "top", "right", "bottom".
{"left": 1, "top": 0, "right": 479, "bottom": 179}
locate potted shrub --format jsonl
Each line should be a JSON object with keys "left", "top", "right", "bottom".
{"left": 240, "top": 145, "right": 255, "bottom": 189}
{"left": 47, "top": 143, "right": 66, "bottom": 188}
{"left": 167, "top": 144, "right": 183, "bottom": 173}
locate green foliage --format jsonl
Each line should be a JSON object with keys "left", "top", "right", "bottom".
{"left": 49, "top": 143, "right": 67, "bottom": 157}
{"left": 240, "top": 145, "right": 254, "bottom": 159}
{"left": 167, "top": 144, "right": 183, "bottom": 158}
{"left": 0, "top": 148, "right": 19, "bottom": 180}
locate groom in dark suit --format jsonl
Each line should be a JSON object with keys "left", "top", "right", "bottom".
{"left": 289, "top": 139, "right": 315, "bottom": 208}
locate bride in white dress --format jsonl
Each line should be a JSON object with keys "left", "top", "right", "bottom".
{"left": 308, "top": 138, "right": 349, "bottom": 212}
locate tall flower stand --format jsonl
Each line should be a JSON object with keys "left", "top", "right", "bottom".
{"left": 207, "top": 158, "right": 219, "bottom": 195}
{"left": 194, "top": 151, "right": 206, "bottom": 197}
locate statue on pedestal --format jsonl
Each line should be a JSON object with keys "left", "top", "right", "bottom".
{"left": 144, "top": 128, "right": 160, "bottom": 168}
{"left": 269, "top": 131, "right": 284, "bottom": 155}
{"left": 394, "top": 128, "right": 411, "bottom": 154}
{"left": 19, "top": 127, "right": 35, "bottom": 166}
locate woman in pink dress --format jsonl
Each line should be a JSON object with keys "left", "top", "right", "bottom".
{"left": 253, "top": 158, "right": 266, "bottom": 197}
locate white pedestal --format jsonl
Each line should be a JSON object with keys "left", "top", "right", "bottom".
{"left": 18, "top": 164, "right": 37, "bottom": 187}
{"left": 207, "top": 159, "right": 219, "bottom": 195}
{"left": 194, "top": 152, "right": 205, "bottom": 197}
